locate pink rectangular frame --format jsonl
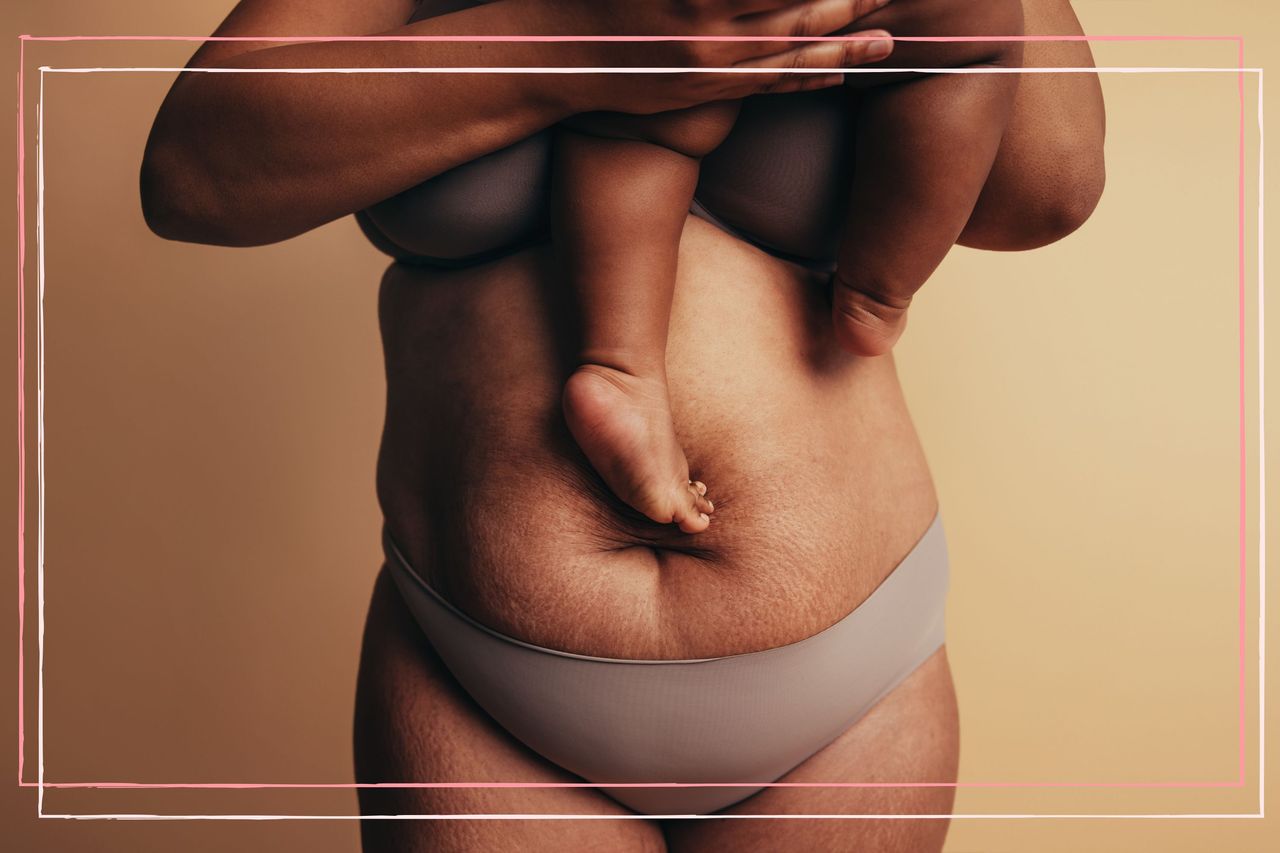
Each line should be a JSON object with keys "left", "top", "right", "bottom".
{"left": 13, "top": 31, "right": 1265, "bottom": 819}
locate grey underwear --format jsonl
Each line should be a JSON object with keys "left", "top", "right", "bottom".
{"left": 382, "top": 514, "right": 949, "bottom": 816}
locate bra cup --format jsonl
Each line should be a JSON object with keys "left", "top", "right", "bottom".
{"left": 364, "top": 131, "right": 552, "bottom": 261}
{"left": 696, "top": 89, "right": 855, "bottom": 263}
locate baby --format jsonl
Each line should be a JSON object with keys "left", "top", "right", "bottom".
{"left": 554, "top": 0, "right": 1024, "bottom": 533}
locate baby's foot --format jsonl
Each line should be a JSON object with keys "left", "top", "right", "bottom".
{"left": 563, "top": 364, "right": 715, "bottom": 533}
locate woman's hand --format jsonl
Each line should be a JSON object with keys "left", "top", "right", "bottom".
{"left": 535, "top": 0, "right": 896, "bottom": 113}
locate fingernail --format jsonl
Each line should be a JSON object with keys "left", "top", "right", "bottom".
{"left": 865, "top": 32, "right": 893, "bottom": 60}
{"left": 700, "top": 513, "right": 710, "bottom": 523}
{"left": 706, "top": 499, "right": 715, "bottom": 512}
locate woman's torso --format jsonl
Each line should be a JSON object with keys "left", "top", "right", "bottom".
{"left": 376, "top": 214, "right": 938, "bottom": 660}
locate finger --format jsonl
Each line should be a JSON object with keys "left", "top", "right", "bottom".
{"left": 749, "top": 69, "right": 840, "bottom": 96}
{"left": 831, "top": 276, "right": 912, "bottom": 356}
{"left": 731, "top": 32, "right": 891, "bottom": 96}
{"left": 761, "top": 71, "right": 845, "bottom": 95}
{"left": 784, "top": 72, "right": 849, "bottom": 92}
{"left": 721, "top": 0, "right": 812, "bottom": 18}
{"left": 736, "top": 0, "right": 893, "bottom": 39}
{"left": 722, "top": 0, "right": 891, "bottom": 62}
{"left": 737, "top": 29, "right": 893, "bottom": 71}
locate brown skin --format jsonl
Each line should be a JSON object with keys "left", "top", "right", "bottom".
{"left": 962, "top": 0, "right": 1106, "bottom": 251}
{"left": 832, "top": 0, "right": 1025, "bottom": 356}
{"left": 141, "top": 0, "right": 1103, "bottom": 848}
{"left": 140, "top": 0, "right": 900, "bottom": 246}
{"left": 553, "top": 0, "right": 1029, "bottom": 534}
{"left": 365, "top": 214, "right": 953, "bottom": 848}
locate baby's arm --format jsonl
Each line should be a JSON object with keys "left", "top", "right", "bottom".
{"left": 961, "top": 0, "right": 1106, "bottom": 250}
{"left": 831, "top": 0, "right": 1025, "bottom": 356}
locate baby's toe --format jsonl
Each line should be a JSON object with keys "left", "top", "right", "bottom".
{"left": 675, "top": 485, "right": 711, "bottom": 533}
{"left": 686, "top": 480, "right": 715, "bottom": 517}
{"left": 675, "top": 509, "right": 711, "bottom": 534}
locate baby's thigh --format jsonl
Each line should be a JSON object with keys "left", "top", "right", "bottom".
{"left": 564, "top": 101, "right": 741, "bottom": 158}
{"left": 354, "top": 570, "right": 664, "bottom": 852}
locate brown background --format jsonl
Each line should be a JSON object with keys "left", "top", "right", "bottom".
{"left": 3, "top": 0, "right": 1279, "bottom": 849}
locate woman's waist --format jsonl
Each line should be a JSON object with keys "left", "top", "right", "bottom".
{"left": 375, "top": 220, "right": 935, "bottom": 658}
{"left": 378, "top": 435, "right": 938, "bottom": 659}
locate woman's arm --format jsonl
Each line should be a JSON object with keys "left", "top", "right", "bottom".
{"left": 141, "top": 0, "right": 896, "bottom": 247}
{"left": 958, "top": 0, "right": 1106, "bottom": 250}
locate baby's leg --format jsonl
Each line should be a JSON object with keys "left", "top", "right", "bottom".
{"left": 833, "top": 0, "right": 1024, "bottom": 355}
{"left": 554, "top": 102, "right": 739, "bottom": 532}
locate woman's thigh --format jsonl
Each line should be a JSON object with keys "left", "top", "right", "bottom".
{"left": 353, "top": 569, "right": 958, "bottom": 852}
{"left": 353, "top": 569, "right": 664, "bottom": 852}
{"left": 662, "top": 646, "right": 960, "bottom": 852}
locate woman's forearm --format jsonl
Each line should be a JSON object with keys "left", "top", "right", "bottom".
{"left": 141, "top": 0, "right": 598, "bottom": 246}
{"left": 959, "top": 0, "right": 1106, "bottom": 250}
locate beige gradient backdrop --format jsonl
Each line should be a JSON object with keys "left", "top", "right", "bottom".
{"left": 2, "top": 0, "right": 1277, "bottom": 850}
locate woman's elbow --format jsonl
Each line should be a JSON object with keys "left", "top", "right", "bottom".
{"left": 961, "top": 146, "right": 1106, "bottom": 252}
{"left": 139, "top": 132, "right": 272, "bottom": 247}
{"left": 141, "top": 149, "right": 230, "bottom": 246}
